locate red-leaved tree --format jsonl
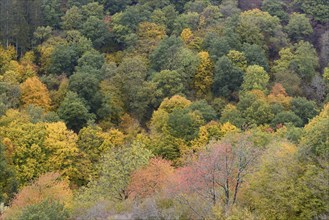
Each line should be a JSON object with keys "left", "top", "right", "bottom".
{"left": 128, "top": 157, "right": 174, "bottom": 199}
{"left": 165, "top": 134, "right": 260, "bottom": 218}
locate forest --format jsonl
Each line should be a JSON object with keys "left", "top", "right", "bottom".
{"left": 0, "top": 0, "right": 328, "bottom": 219}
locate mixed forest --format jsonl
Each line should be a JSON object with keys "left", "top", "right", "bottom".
{"left": 0, "top": 0, "right": 328, "bottom": 219}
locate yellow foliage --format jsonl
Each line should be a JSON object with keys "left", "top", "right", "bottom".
{"left": 249, "top": 89, "right": 267, "bottom": 100}
{"left": 0, "top": 45, "right": 16, "bottom": 73}
{"left": 194, "top": 51, "right": 214, "bottom": 98}
{"left": 158, "top": 95, "right": 192, "bottom": 113}
{"left": 278, "top": 142, "right": 297, "bottom": 157}
{"left": 2, "top": 60, "right": 23, "bottom": 83}
{"left": 240, "top": 8, "right": 272, "bottom": 19}
{"left": 50, "top": 77, "right": 69, "bottom": 110}
{"left": 119, "top": 114, "right": 142, "bottom": 139}
{"left": 20, "top": 76, "right": 51, "bottom": 110}
{"left": 19, "top": 51, "right": 37, "bottom": 80}
{"left": 227, "top": 50, "right": 247, "bottom": 70}
{"left": 0, "top": 119, "right": 90, "bottom": 186}
{"left": 0, "top": 121, "right": 48, "bottom": 184}
{"left": 100, "top": 128, "right": 125, "bottom": 151}
{"left": 191, "top": 121, "right": 222, "bottom": 153}
{"left": 149, "top": 108, "right": 170, "bottom": 134}
{"left": 105, "top": 51, "right": 125, "bottom": 64}
{"left": 180, "top": 28, "right": 202, "bottom": 49}
{"left": 37, "top": 36, "right": 66, "bottom": 73}
{"left": 149, "top": 95, "right": 192, "bottom": 135}
{"left": 181, "top": 28, "right": 194, "bottom": 44}
{"left": 2, "top": 70, "right": 21, "bottom": 84}
{"left": 137, "top": 22, "right": 166, "bottom": 54}
{"left": 0, "top": 109, "right": 30, "bottom": 126}
{"left": 191, "top": 121, "right": 239, "bottom": 154}
{"left": 220, "top": 122, "right": 238, "bottom": 136}
{"left": 2, "top": 54, "right": 37, "bottom": 83}
{"left": 44, "top": 122, "right": 80, "bottom": 180}
{"left": 38, "top": 44, "right": 54, "bottom": 73}
{"left": 323, "top": 67, "right": 329, "bottom": 83}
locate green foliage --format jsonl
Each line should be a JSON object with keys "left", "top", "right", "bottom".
{"left": 111, "top": 57, "right": 155, "bottom": 122}
{"left": 0, "top": 1, "right": 327, "bottom": 219}
{"left": 262, "top": 0, "right": 289, "bottom": 22}
{"left": 273, "top": 41, "right": 319, "bottom": 95}
{"left": 81, "top": 16, "right": 110, "bottom": 49}
{"left": 295, "top": 0, "right": 329, "bottom": 22}
{"left": 300, "top": 104, "right": 329, "bottom": 159}
{"left": 237, "top": 9, "right": 286, "bottom": 53}
{"left": 237, "top": 91, "right": 274, "bottom": 126}
{"left": 291, "top": 97, "right": 318, "bottom": 125}
{"left": 77, "top": 125, "right": 104, "bottom": 163}
{"left": 68, "top": 71, "right": 102, "bottom": 113}
{"left": 152, "top": 70, "right": 185, "bottom": 107}
{"left": 220, "top": 104, "right": 245, "bottom": 128}
{"left": 0, "top": 82, "right": 20, "bottom": 116}
{"left": 77, "top": 50, "right": 105, "bottom": 71}
{"left": 285, "top": 13, "right": 313, "bottom": 42}
{"left": 246, "top": 142, "right": 329, "bottom": 219}
{"left": 242, "top": 43, "right": 269, "bottom": 71}
{"left": 48, "top": 31, "right": 93, "bottom": 75}
{"left": 48, "top": 45, "right": 79, "bottom": 75}
{"left": 0, "top": 141, "right": 17, "bottom": 204}
{"left": 242, "top": 65, "right": 269, "bottom": 92}
{"left": 57, "top": 91, "right": 94, "bottom": 132}
{"left": 187, "top": 100, "right": 217, "bottom": 122}
{"left": 81, "top": 2, "right": 104, "bottom": 19}
{"left": 62, "top": 6, "right": 83, "bottom": 30}
{"left": 18, "top": 199, "right": 70, "bottom": 220}
{"left": 151, "top": 135, "right": 184, "bottom": 161}
{"left": 173, "top": 12, "right": 200, "bottom": 34}
{"left": 291, "top": 41, "right": 319, "bottom": 81}
{"left": 76, "top": 141, "right": 152, "bottom": 204}
{"left": 33, "top": 26, "right": 53, "bottom": 45}
{"left": 98, "top": 0, "right": 133, "bottom": 14}
{"left": 271, "top": 111, "right": 303, "bottom": 127}
{"left": 150, "top": 36, "right": 199, "bottom": 86}
{"left": 167, "top": 109, "right": 203, "bottom": 141}
{"left": 203, "top": 29, "right": 241, "bottom": 60}
{"left": 213, "top": 56, "right": 244, "bottom": 99}
{"left": 151, "top": 5, "right": 178, "bottom": 33}
{"left": 42, "top": 0, "right": 64, "bottom": 28}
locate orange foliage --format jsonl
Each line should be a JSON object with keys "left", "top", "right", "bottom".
{"left": 3, "top": 172, "right": 72, "bottom": 219}
{"left": 128, "top": 158, "right": 174, "bottom": 199}
{"left": 20, "top": 76, "right": 51, "bottom": 110}
{"left": 267, "top": 83, "right": 291, "bottom": 109}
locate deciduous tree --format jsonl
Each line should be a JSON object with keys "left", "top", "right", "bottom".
{"left": 57, "top": 91, "right": 94, "bottom": 132}
{"left": 128, "top": 158, "right": 174, "bottom": 199}
{"left": 194, "top": 51, "right": 214, "bottom": 98}
{"left": 169, "top": 134, "right": 260, "bottom": 218}
{"left": 3, "top": 172, "right": 72, "bottom": 220}
{"left": 242, "top": 65, "right": 269, "bottom": 92}
{"left": 20, "top": 76, "right": 51, "bottom": 110}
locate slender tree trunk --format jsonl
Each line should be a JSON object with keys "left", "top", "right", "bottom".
{"left": 233, "top": 171, "right": 241, "bottom": 205}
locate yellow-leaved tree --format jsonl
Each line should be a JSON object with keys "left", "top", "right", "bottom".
{"left": 136, "top": 22, "right": 166, "bottom": 55}
{"left": 181, "top": 28, "right": 194, "bottom": 45}
{"left": 20, "top": 76, "right": 51, "bottom": 110}
{"left": 194, "top": 51, "right": 214, "bottom": 99}
{"left": 0, "top": 45, "right": 16, "bottom": 74}
{"left": 44, "top": 122, "right": 90, "bottom": 185}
